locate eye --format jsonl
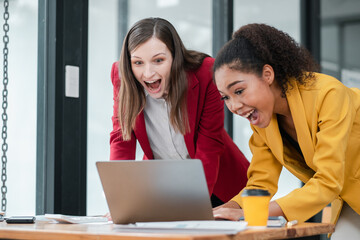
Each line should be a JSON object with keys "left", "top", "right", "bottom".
{"left": 154, "top": 58, "right": 164, "bottom": 63}
{"left": 235, "top": 89, "right": 243, "bottom": 95}
{"left": 132, "top": 61, "right": 142, "bottom": 65}
{"left": 220, "top": 96, "right": 229, "bottom": 101}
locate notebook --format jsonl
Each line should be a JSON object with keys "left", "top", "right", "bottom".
{"left": 96, "top": 159, "right": 214, "bottom": 224}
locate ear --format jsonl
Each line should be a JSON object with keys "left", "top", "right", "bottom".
{"left": 262, "top": 64, "right": 275, "bottom": 85}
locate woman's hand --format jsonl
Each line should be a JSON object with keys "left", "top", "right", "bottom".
{"left": 213, "top": 201, "right": 244, "bottom": 221}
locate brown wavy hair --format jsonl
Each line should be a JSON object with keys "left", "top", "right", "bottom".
{"left": 213, "top": 23, "right": 319, "bottom": 96}
{"left": 118, "top": 17, "right": 209, "bottom": 141}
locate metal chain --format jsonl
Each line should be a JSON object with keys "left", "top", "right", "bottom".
{"left": 1, "top": 0, "right": 9, "bottom": 213}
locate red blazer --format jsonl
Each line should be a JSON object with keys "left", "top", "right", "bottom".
{"left": 110, "top": 57, "right": 249, "bottom": 202}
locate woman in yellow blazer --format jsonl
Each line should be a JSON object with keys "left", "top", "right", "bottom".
{"left": 212, "top": 23, "right": 360, "bottom": 238}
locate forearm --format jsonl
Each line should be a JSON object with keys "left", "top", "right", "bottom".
{"left": 269, "top": 201, "right": 285, "bottom": 218}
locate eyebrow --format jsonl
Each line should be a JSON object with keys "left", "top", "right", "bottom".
{"left": 131, "top": 52, "right": 166, "bottom": 59}
{"left": 227, "top": 80, "right": 243, "bottom": 89}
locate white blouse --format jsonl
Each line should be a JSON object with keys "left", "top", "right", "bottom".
{"left": 143, "top": 92, "right": 190, "bottom": 160}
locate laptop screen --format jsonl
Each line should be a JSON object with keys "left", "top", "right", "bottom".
{"left": 96, "top": 159, "right": 214, "bottom": 224}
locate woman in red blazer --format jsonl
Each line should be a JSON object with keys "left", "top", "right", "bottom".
{"left": 110, "top": 17, "right": 249, "bottom": 206}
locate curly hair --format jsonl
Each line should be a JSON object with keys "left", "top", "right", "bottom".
{"left": 213, "top": 23, "right": 319, "bottom": 95}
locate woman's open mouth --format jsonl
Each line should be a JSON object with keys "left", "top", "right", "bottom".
{"left": 244, "top": 109, "right": 259, "bottom": 125}
{"left": 244, "top": 109, "right": 255, "bottom": 119}
{"left": 144, "top": 79, "right": 161, "bottom": 93}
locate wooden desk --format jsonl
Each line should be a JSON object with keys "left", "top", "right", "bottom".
{"left": 0, "top": 221, "right": 334, "bottom": 240}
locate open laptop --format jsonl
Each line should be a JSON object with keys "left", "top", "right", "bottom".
{"left": 96, "top": 159, "right": 214, "bottom": 224}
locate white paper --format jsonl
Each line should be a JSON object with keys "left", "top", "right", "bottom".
{"left": 44, "top": 214, "right": 109, "bottom": 224}
{"left": 134, "top": 220, "right": 247, "bottom": 233}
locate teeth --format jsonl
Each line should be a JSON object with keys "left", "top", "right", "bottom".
{"left": 145, "top": 80, "right": 158, "bottom": 83}
{"left": 244, "top": 109, "right": 254, "bottom": 118}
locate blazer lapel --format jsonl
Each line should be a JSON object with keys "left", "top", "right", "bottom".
{"left": 265, "top": 115, "right": 284, "bottom": 164}
{"left": 287, "top": 82, "right": 315, "bottom": 167}
{"left": 134, "top": 111, "right": 154, "bottom": 159}
{"left": 184, "top": 72, "right": 198, "bottom": 158}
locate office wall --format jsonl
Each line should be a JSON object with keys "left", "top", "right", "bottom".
{"left": 0, "top": 0, "right": 38, "bottom": 216}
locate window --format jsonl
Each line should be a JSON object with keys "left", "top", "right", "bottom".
{"left": 0, "top": 0, "right": 38, "bottom": 216}
{"left": 233, "top": 0, "right": 302, "bottom": 200}
{"left": 321, "top": 0, "right": 360, "bottom": 88}
{"left": 87, "top": 0, "right": 212, "bottom": 215}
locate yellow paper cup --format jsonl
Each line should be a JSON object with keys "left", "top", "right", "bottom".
{"left": 241, "top": 189, "right": 270, "bottom": 227}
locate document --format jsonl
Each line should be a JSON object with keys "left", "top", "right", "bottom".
{"left": 44, "top": 214, "right": 109, "bottom": 224}
{"left": 131, "top": 220, "right": 248, "bottom": 234}
{"left": 238, "top": 216, "right": 287, "bottom": 227}
{"left": 267, "top": 216, "right": 287, "bottom": 227}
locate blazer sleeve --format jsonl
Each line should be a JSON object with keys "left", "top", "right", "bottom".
{"left": 275, "top": 82, "right": 354, "bottom": 222}
{"left": 192, "top": 57, "right": 225, "bottom": 195}
{"left": 231, "top": 126, "right": 283, "bottom": 206}
{"left": 109, "top": 61, "right": 137, "bottom": 160}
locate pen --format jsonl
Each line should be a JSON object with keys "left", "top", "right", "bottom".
{"left": 287, "top": 220, "right": 298, "bottom": 227}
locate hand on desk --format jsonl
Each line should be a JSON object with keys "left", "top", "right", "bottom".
{"left": 213, "top": 201, "right": 244, "bottom": 221}
{"left": 213, "top": 200, "right": 286, "bottom": 222}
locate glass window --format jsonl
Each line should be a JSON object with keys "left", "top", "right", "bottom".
{"left": 342, "top": 22, "right": 360, "bottom": 88}
{"left": 343, "top": 23, "right": 360, "bottom": 69}
{"left": 320, "top": 25, "right": 340, "bottom": 79}
{"left": 128, "top": 0, "right": 212, "bottom": 55}
{"left": 233, "top": 0, "right": 302, "bottom": 200}
{"left": 321, "top": 0, "right": 360, "bottom": 88}
{"left": 0, "top": 0, "right": 38, "bottom": 215}
{"left": 87, "top": 0, "right": 119, "bottom": 215}
{"left": 321, "top": 0, "right": 360, "bottom": 19}
{"left": 87, "top": 0, "right": 212, "bottom": 215}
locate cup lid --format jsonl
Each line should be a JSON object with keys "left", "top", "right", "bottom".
{"left": 241, "top": 189, "right": 270, "bottom": 197}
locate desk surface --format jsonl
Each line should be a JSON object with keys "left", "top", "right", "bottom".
{"left": 0, "top": 221, "right": 334, "bottom": 240}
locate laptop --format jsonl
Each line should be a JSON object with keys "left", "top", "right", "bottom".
{"left": 96, "top": 159, "right": 214, "bottom": 224}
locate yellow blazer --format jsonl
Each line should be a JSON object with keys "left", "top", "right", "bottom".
{"left": 232, "top": 73, "right": 360, "bottom": 225}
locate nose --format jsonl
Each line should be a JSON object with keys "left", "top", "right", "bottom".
{"left": 143, "top": 64, "right": 155, "bottom": 79}
{"left": 228, "top": 99, "right": 243, "bottom": 114}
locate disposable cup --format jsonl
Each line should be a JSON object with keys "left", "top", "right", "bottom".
{"left": 241, "top": 189, "right": 270, "bottom": 227}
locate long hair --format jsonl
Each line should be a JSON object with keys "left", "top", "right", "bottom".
{"left": 213, "top": 23, "right": 319, "bottom": 96}
{"left": 118, "top": 17, "right": 209, "bottom": 141}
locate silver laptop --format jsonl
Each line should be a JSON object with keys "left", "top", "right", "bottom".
{"left": 96, "top": 159, "right": 214, "bottom": 224}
